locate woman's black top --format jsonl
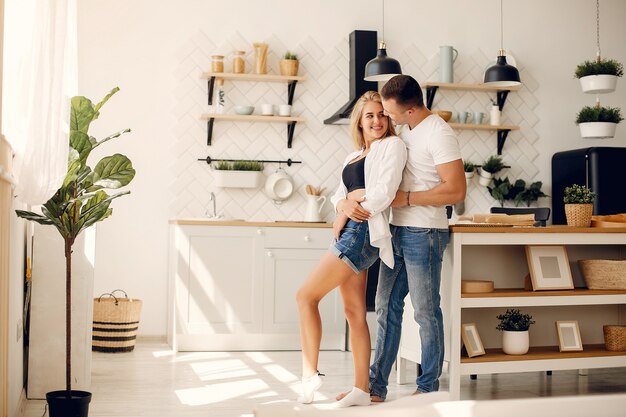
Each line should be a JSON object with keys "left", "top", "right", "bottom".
{"left": 342, "top": 157, "right": 366, "bottom": 193}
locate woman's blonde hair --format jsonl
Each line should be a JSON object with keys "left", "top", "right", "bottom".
{"left": 349, "top": 91, "right": 396, "bottom": 150}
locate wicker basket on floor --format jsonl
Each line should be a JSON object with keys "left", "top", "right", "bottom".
{"left": 92, "top": 290, "right": 142, "bottom": 353}
{"left": 603, "top": 325, "right": 626, "bottom": 351}
{"left": 578, "top": 260, "right": 626, "bottom": 290}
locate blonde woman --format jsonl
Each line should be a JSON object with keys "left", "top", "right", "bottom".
{"left": 296, "top": 91, "right": 407, "bottom": 407}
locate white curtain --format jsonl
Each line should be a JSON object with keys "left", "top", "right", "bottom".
{"left": 2, "top": 0, "right": 77, "bottom": 205}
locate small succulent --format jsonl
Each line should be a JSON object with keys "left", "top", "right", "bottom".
{"left": 496, "top": 309, "right": 535, "bottom": 332}
{"left": 463, "top": 160, "right": 475, "bottom": 173}
{"left": 283, "top": 51, "right": 298, "bottom": 60}
{"left": 481, "top": 155, "right": 505, "bottom": 174}
{"left": 563, "top": 184, "right": 596, "bottom": 204}
{"left": 574, "top": 58, "right": 624, "bottom": 78}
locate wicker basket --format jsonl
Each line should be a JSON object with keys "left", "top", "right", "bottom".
{"left": 603, "top": 325, "right": 626, "bottom": 351}
{"left": 92, "top": 290, "right": 142, "bottom": 353}
{"left": 578, "top": 259, "right": 626, "bottom": 290}
{"left": 565, "top": 204, "right": 593, "bottom": 227}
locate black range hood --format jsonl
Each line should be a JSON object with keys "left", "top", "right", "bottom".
{"left": 324, "top": 30, "right": 378, "bottom": 125}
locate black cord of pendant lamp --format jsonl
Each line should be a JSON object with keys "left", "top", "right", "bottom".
{"left": 364, "top": 0, "right": 402, "bottom": 82}
{"left": 484, "top": 0, "right": 521, "bottom": 86}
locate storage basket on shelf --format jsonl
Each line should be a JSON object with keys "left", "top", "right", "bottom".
{"left": 603, "top": 325, "right": 626, "bottom": 351}
{"left": 578, "top": 259, "right": 626, "bottom": 290}
{"left": 92, "top": 290, "right": 142, "bottom": 353}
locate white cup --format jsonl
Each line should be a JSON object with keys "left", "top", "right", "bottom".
{"left": 278, "top": 104, "right": 292, "bottom": 116}
{"left": 261, "top": 103, "right": 274, "bottom": 116}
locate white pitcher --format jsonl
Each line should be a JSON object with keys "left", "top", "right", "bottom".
{"left": 304, "top": 195, "right": 326, "bottom": 222}
{"left": 439, "top": 45, "right": 459, "bottom": 83}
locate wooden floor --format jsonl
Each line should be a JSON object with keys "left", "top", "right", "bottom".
{"left": 23, "top": 341, "right": 626, "bottom": 417}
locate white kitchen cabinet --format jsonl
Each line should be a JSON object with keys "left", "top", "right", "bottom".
{"left": 396, "top": 226, "right": 626, "bottom": 400}
{"left": 168, "top": 221, "right": 344, "bottom": 351}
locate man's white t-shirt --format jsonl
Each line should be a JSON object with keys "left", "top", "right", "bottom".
{"left": 390, "top": 114, "right": 462, "bottom": 229}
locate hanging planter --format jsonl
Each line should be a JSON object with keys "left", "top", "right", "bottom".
{"left": 576, "top": 105, "right": 623, "bottom": 139}
{"left": 579, "top": 74, "right": 619, "bottom": 94}
{"left": 478, "top": 155, "right": 504, "bottom": 187}
{"left": 213, "top": 161, "right": 264, "bottom": 188}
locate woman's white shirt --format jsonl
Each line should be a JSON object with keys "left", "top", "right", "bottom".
{"left": 330, "top": 136, "right": 407, "bottom": 268}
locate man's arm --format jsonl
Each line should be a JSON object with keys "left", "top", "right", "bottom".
{"left": 391, "top": 159, "right": 466, "bottom": 208}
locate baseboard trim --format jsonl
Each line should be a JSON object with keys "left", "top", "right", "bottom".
{"left": 136, "top": 335, "right": 167, "bottom": 343}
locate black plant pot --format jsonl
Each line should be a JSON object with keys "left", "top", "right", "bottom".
{"left": 46, "top": 390, "right": 92, "bottom": 417}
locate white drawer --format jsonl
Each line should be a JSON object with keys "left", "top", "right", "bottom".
{"left": 263, "top": 227, "right": 333, "bottom": 249}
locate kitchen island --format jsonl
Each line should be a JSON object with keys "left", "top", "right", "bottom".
{"left": 168, "top": 220, "right": 344, "bottom": 351}
{"left": 397, "top": 226, "right": 626, "bottom": 400}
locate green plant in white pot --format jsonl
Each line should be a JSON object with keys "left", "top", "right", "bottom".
{"left": 213, "top": 160, "right": 264, "bottom": 188}
{"left": 463, "top": 160, "right": 475, "bottom": 187}
{"left": 478, "top": 155, "right": 505, "bottom": 187}
{"left": 563, "top": 184, "right": 596, "bottom": 227}
{"left": 496, "top": 309, "right": 535, "bottom": 355}
{"left": 15, "top": 87, "right": 135, "bottom": 417}
{"left": 576, "top": 105, "right": 623, "bottom": 139}
{"left": 575, "top": 58, "right": 623, "bottom": 94}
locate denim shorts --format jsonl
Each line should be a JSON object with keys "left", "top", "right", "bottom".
{"left": 329, "top": 219, "right": 379, "bottom": 273}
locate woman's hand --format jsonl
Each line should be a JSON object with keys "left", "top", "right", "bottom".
{"left": 337, "top": 199, "right": 370, "bottom": 222}
{"left": 333, "top": 214, "right": 349, "bottom": 240}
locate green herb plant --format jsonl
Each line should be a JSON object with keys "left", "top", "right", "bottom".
{"left": 563, "top": 184, "right": 596, "bottom": 204}
{"left": 496, "top": 309, "right": 535, "bottom": 332}
{"left": 15, "top": 87, "right": 135, "bottom": 395}
{"left": 463, "top": 160, "right": 475, "bottom": 173}
{"left": 283, "top": 51, "right": 298, "bottom": 61}
{"left": 481, "top": 155, "right": 505, "bottom": 175}
{"left": 488, "top": 178, "right": 547, "bottom": 207}
{"left": 576, "top": 106, "right": 623, "bottom": 124}
{"left": 214, "top": 161, "right": 264, "bottom": 171}
{"left": 574, "top": 58, "right": 624, "bottom": 78}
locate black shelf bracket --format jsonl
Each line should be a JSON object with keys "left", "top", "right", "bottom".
{"left": 425, "top": 86, "right": 439, "bottom": 110}
{"left": 207, "top": 77, "right": 216, "bottom": 105}
{"left": 198, "top": 156, "right": 302, "bottom": 166}
{"left": 207, "top": 118, "right": 215, "bottom": 146}
{"left": 496, "top": 90, "right": 510, "bottom": 111}
{"left": 287, "top": 80, "right": 298, "bottom": 105}
{"left": 497, "top": 129, "right": 511, "bottom": 155}
{"left": 287, "top": 121, "right": 297, "bottom": 148}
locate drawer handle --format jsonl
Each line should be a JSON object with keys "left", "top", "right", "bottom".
{"left": 266, "top": 251, "right": 273, "bottom": 257}
{"left": 304, "top": 235, "right": 311, "bottom": 242}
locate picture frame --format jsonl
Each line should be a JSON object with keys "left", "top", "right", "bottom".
{"left": 525, "top": 245, "right": 574, "bottom": 291}
{"left": 556, "top": 320, "right": 583, "bottom": 352}
{"left": 461, "top": 323, "right": 485, "bottom": 357}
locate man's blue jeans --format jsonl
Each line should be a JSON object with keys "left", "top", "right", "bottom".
{"left": 369, "top": 226, "right": 449, "bottom": 398}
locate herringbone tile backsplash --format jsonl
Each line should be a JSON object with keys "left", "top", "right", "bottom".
{"left": 171, "top": 32, "right": 540, "bottom": 222}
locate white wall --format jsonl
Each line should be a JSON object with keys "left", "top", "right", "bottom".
{"left": 76, "top": 0, "right": 626, "bottom": 336}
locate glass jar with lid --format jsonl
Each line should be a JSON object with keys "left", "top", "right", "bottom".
{"left": 211, "top": 55, "right": 224, "bottom": 73}
{"left": 232, "top": 51, "right": 245, "bottom": 74}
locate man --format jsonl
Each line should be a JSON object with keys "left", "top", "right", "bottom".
{"left": 369, "top": 74, "right": 466, "bottom": 399}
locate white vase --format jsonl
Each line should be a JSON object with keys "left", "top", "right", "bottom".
{"left": 579, "top": 74, "right": 618, "bottom": 94}
{"left": 502, "top": 330, "right": 529, "bottom": 355}
{"left": 465, "top": 172, "right": 474, "bottom": 188}
{"left": 478, "top": 170, "right": 493, "bottom": 187}
{"left": 489, "top": 105, "right": 501, "bottom": 126}
{"left": 579, "top": 122, "right": 617, "bottom": 139}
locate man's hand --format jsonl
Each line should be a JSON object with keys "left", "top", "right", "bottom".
{"left": 390, "top": 191, "right": 409, "bottom": 208}
{"left": 337, "top": 199, "right": 370, "bottom": 222}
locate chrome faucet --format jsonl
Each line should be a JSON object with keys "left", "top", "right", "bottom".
{"left": 206, "top": 192, "right": 217, "bottom": 218}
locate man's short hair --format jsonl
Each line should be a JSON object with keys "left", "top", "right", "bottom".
{"left": 380, "top": 75, "right": 424, "bottom": 108}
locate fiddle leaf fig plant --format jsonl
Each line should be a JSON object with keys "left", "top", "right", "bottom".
{"left": 15, "top": 87, "right": 135, "bottom": 396}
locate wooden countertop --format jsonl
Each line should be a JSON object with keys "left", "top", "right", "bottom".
{"left": 170, "top": 219, "right": 332, "bottom": 228}
{"left": 449, "top": 225, "right": 626, "bottom": 233}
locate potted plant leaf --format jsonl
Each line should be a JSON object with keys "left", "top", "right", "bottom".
{"left": 575, "top": 58, "right": 624, "bottom": 94}
{"left": 563, "top": 184, "right": 596, "bottom": 227}
{"left": 15, "top": 87, "right": 135, "bottom": 417}
{"left": 496, "top": 309, "right": 535, "bottom": 355}
{"left": 576, "top": 104, "right": 623, "bottom": 139}
{"left": 478, "top": 155, "right": 505, "bottom": 187}
{"left": 279, "top": 51, "right": 299, "bottom": 76}
{"left": 213, "top": 160, "right": 264, "bottom": 188}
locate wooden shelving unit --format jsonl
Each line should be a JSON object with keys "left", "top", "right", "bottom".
{"left": 462, "top": 344, "right": 626, "bottom": 363}
{"left": 200, "top": 72, "right": 306, "bottom": 147}
{"left": 423, "top": 82, "right": 521, "bottom": 154}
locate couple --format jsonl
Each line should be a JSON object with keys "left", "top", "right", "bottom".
{"left": 296, "top": 75, "right": 466, "bottom": 407}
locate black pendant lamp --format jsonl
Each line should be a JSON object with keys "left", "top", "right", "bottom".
{"left": 364, "top": 0, "right": 402, "bottom": 82}
{"left": 484, "top": 0, "right": 521, "bottom": 86}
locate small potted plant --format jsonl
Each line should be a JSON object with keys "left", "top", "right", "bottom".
{"left": 576, "top": 105, "right": 623, "bottom": 139}
{"left": 496, "top": 309, "right": 535, "bottom": 355}
{"left": 563, "top": 184, "right": 596, "bottom": 227}
{"left": 213, "top": 160, "right": 264, "bottom": 188}
{"left": 463, "top": 160, "right": 475, "bottom": 186}
{"left": 478, "top": 155, "right": 505, "bottom": 187}
{"left": 515, "top": 181, "right": 548, "bottom": 208}
{"left": 575, "top": 58, "right": 624, "bottom": 94}
{"left": 280, "top": 51, "right": 299, "bottom": 76}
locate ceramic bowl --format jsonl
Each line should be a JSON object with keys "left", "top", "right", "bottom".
{"left": 234, "top": 105, "right": 255, "bottom": 115}
{"left": 435, "top": 110, "right": 452, "bottom": 122}
{"left": 265, "top": 169, "right": 294, "bottom": 201}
